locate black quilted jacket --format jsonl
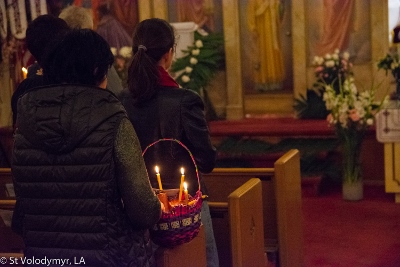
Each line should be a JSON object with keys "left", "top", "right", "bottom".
{"left": 12, "top": 85, "right": 154, "bottom": 267}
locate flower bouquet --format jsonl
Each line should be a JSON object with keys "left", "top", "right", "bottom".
{"left": 170, "top": 30, "right": 225, "bottom": 94}
{"left": 377, "top": 51, "right": 400, "bottom": 99}
{"left": 323, "top": 77, "right": 387, "bottom": 200}
{"left": 313, "top": 50, "right": 353, "bottom": 92}
{"left": 294, "top": 49, "right": 353, "bottom": 119}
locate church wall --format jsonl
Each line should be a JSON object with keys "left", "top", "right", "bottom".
{"left": 201, "top": 0, "right": 390, "bottom": 116}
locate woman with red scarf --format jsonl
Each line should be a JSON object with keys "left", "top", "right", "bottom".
{"left": 120, "top": 18, "right": 219, "bottom": 267}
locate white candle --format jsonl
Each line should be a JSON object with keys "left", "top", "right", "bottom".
{"left": 155, "top": 166, "right": 163, "bottom": 190}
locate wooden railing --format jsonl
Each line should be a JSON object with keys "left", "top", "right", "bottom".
{"left": 203, "top": 149, "right": 303, "bottom": 267}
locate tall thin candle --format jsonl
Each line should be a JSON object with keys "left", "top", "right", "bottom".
{"left": 178, "top": 167, "right": 185, "bottom": 201}
{"left": 155, "top": 166, "right": 163, "bottom": 190}
{"left": 22, "top": 67, "right": 27, "bottom": 79}
{"left": 183, "top": 182, "right": 189, "bottom": 205}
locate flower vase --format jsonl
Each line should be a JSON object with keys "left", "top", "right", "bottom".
{"left": 340, "top": 129, "right": 364, "bottom": 201}
{"left": 342, "top": 180, "right": 363, "bottom": 201}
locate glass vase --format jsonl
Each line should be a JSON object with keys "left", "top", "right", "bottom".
{"left": 339, "top": 128, "right": 364, "bottom": 201}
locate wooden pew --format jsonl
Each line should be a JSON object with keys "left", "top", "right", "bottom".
{"left": 0, "top": 168, "right": 15, "bottom": 210}
{"left": 0, "top": 168, "right": 23, "bottom": 255}
{"left": 204, "top": 149, "right": 303, "bottom": 267}
{"left": 0, "top": 168, "right": 14, "bottom": 205}
{"left": 155, "top": 225, "right": 207, "bottom": 267}
{"left": 229, "top": 178, "right": 265, "bottom": 267}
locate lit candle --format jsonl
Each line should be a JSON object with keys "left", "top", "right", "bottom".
{"left": 22, "top": 67, "right": 27, "bottom": 79}
{"left": 183, "top": 182, "right": 189, "bottom": 205}
{"left": 178, "top": 167, "right": 185, "bottom": 201}
{"left": 155, "top": 166, "right": 163, "bottom": 190}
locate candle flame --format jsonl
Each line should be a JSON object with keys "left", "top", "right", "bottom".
{"left": 155, "top": 166, "right": 159, "bottom": 174}
{"left": 181, "top": 167, "right": 184, "bottom": 175}
{"left": 183, "top": 181, "right": 188, "bottom": 190}
{"left": 22, "top": 67, "right": 27, "bottom": 74}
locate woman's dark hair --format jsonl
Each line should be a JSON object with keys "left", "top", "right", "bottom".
{"left": 128, "top": 18, "right": 175, "bottom": 103}
{"left": 42, "top": 28, "right": 114, "bottom": 86}
{"left": 26, "top": 14, "right": 70, "bottom": 66}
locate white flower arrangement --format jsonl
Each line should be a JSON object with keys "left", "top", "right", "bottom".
{"left": 323, "top": 77, "right": 387, "bottom": 130}
{"left": 171, "top": 30, "right": 224, "bottom": 93}
{"left": 323, "top": 77, "right": 388, "bottom": 184}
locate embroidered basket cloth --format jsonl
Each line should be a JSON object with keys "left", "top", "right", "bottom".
{"left": 142, "top": 138, "right": 202, "bottom": 247}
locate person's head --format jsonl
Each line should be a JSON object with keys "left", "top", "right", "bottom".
{"left": 128, "top": 18, "right": 176, "bottom": 103}
{"left": 25, "top": 14, "right": 70, "bottom": 66}
{"left": 97, "top": 4, "right": 111, "bottom": 19}
{"left": 42, "top": 28, "right": 114, "bottom": 87}
{"left": 59, "top": 5, "right": 94, "bottom": 29}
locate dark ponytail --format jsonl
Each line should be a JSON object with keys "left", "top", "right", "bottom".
{"left": 128, "top": 18, "right": 175, "bottom": 104}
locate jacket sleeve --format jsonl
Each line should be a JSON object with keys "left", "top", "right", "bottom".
{"left": 114, "top": 118, "right": 161, "bottom": 229}
{"left": 181, "top": 90, "right": 217, "bottom": 174}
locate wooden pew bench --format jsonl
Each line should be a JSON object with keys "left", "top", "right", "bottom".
{"left": 203, "top": 149, "right": 303, "bottom": 267}
{"left": 208, "top": 178, "right": 265, "bottom": 267}
{"left": 155, "top": 225, "right": 207, "bottom": 267}
{"left": 0, "top": 168, "right": 16, "bottom": 209}
{"left": 0, "top": 168, "right": 23, "bottom": 257}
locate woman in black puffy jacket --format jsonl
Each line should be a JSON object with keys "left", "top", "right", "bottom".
{"left": 12, "top": 29, "right": 161, "bottom": 267}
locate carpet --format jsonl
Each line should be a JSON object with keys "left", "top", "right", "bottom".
{"left": 303, "top": 184, "right": 400, "bottom": 267}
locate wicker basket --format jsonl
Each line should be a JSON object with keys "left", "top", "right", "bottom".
{"left": 142, "top": 138, "right": 203, "bottom": 247}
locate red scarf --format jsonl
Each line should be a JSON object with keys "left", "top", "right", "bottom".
{"left": 158, "top": 66, "right": 179, "bottom": 87}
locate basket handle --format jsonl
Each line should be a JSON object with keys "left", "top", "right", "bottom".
{"left": 142, "top": 138, "right": 200, "bottom": 192}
